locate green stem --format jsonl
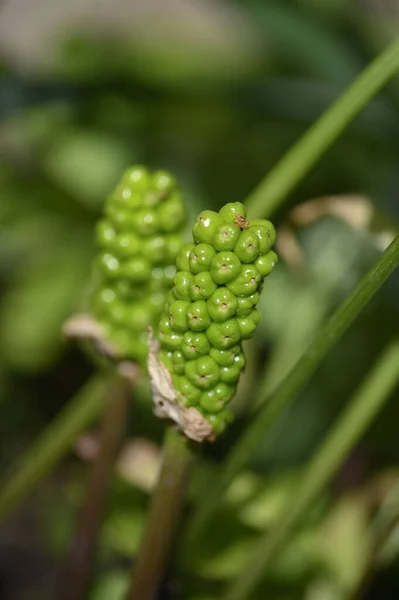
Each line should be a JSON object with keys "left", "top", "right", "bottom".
{"left": 223, "top": 339, "right": 399, "bottom": 600}
{"left": 126, "top": 426, "right": 194, "bottom": 600}
{"left": 57, "top": 377, "right": 132, "bottom": 600}
{"left": 0, "top": 374, "right": 112, "bottom": 524}
{"left": 184, "top": 235, "right": 399, "bottom": 548}
{"left": 244, "top": 38, "right": 399, "bottom": 219}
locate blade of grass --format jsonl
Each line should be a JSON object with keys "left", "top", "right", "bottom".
{"left": 126, "top": 426, "right": 194, "bottom": 600}
{"left": 184, "top": 235, "right": 399, "bottom": 549}
{"left": 223, "top": 338, "right": 399, "bottom": 600}
{"left": 57, "top": 377, "right": 132, "bottom": 600}
{"left": 0, "top": 374, "right": 113, "bottom": 523}
{"left": 244, "top": 37, "right": 399, "bottom": 219}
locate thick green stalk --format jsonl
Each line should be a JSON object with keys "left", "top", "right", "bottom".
{"left": 57, "top": 377, "right": 132, "bottom": 600}
{"left": 245, "top": 38, "right": 399, "bottom": 219}
{"left": 184, "top": 236, "right": 399, "bottom": 548}
{"left": 223, "top": 339, "right": 399, "bottom": 600}
{"left": 0, "top": 374, "right": 112, "bottom": 523}
{"left": 126, "top": 426, "right": 194, "bottom": 600}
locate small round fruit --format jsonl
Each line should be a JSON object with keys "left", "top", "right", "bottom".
{"left": 124, "top": 165, "right": 150, "bottom": 194}
{"left": 199, "top": 383, "right": 234, "bottom": 413}
{"left": 209, "top": 345, "right": 241, "bottom": 367}
{"left": 174, "top": 271, "right": 194, "bottom": 300}
{"left": 185, "top": 356, "right": 220, "bottom": 390}
{"left": 207, "top": 287, "right": 238, "bottom": 322}
{"left": 135, "top": 208, "right": 159, "bottom": 235}
{"left": 164, "top": 235, "right": 183, "bottom": 263}
{"left": 122, "top": 257, "right": 151, "bottom": 282}
{"left": 171, "top": 350, "right": 185, "bottom": 375}
{"left": 152, "top": 170, "right": 176, "bottom": 194}
{"left": 237, "top": 316, "right": 257, "bottom": 339}
{"left": 210, "top": 251, "right": 241, "bottom": 285}
{"left": 141, "top": 236, "right": 166, "bottom": 264}
{"left": 98, "top": 252, "right": 120, "bottom": 278}
{"left": 176, "top": 376, "right": 201, "bottom": 406}
{"left": 169, "top": 300, "right": 190, "bottom": 333}
{"left": 157, "top": 194, "right": 186, "bottom": 232}
{"left": 186, "top": 301, "right": 211, "bottom": 332}
{"left": 212, "top": 222, "right": 240, "bottom": 251}
{"left": 159, "top": 329, "right": 183, "bottom": 350}
{"left": 181, "top": 331, "right": 211, "bottom": 360}
{"left": 206, "top": 319, "right": 241, "bottom": 350}
{"left": 107, "top": 207, "right": 136, "bottom": 231}
{"left": 218, "top": 202, "right": 246, "bottom": 224}
{"left": 159, "top": 350, "right": 173, "bottom": 371}
{"left": 226, "top": 265, "right": 262, "bottom": 296}
{"left": 190, "top": 272, "right": 217, "bottom": 301}
{"left": 192, "top": 210, "right": 222, "bottom": 244}
{"left": 219, "top": 361, "right": 243, "bottom": 384}
{"left": 113, "top": 233, "right": 141, "bottom": 258}
{"left": 176, "top": 243, "right": 196, "bottom": 271}
{"left": 189, "top": 244, "right": 216, "bottom": 274}
{"left": 234, "top": 229, "right": 260, "bottom": 263}
{"left": 96, "top": 220, "right": 116, "bottom": 247}
{"left": 255, "top": 250, "right": 278, "bottom": 277}
{"left": 248, "top": 220, "right": 276, "bottom": 252}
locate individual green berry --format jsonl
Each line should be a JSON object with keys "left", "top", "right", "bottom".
{"left": 124, "top": 165, "right": 150, "bottom": 194}
{"left": 255, "top": 250, "right": 279, "bottom": 277}
{"left": 152, "top": 169, "right": 176, "bottom": 195}
{"left": 96, "top": 220, "right": 116, "bottom": 247}
{"left": 226, "top": 265, "right": 262, "bottom": 296}
{"left": 176, "top": 243, "right": 196, "bottom": 271}
{"left": 236, "top": 292, "right": 260, "bottom": 315}
{"left": 209, "top": 345, "right": 242, "bottom": 367}
{"left": 157, "top": 193, "right": 186, "bottom": 232}
{"left": 140, "top": 235, "right": 166, "bottom": 263}
{"left": 189, "top": 244, "right": 216, "bottom": 274}
{"left": 159, "top": 329, "right": 184, "bottom": 351}
{"left": 192, "top": 210, "right": 222, "bottom": 244}
{"left": 185, "top": 356, "right": 220, "bottom": 390}
{"left": 174, "top": 271, "right": 194, "bottom": 300}
{"left": 113, "top": 233, "right": 141, "bottom": 258}
{"left": 248, "top": 219, "right": 276, "bottom": 252}
{"left": 234, "top": 229, "right": 260, "bottom": 263}
{"left": 98, "top": 252, "right": 121, "bottom": 278}
{"left": 207, "top": 287, "right": 238, "bottom": 322}
{"left": 169, "top": 300, "right": 190, "bottom": 333}
{"left": 219, "top": 360, "right": 243, "bottom": 384}
{"left": 237, "top": 316, "right": 257, "bottom": 339}
{"left": 122, "top": 257, "right": 151, "bottom": 282}
{"left": 107, "top": 207, "right": 137, "bottom": 231}
{"left": 135, "top": 208, "right": 159, "bottom": 236}
{"left": 181, "top": 331, "right": 211, "bottom": 360}
{"left": 199, "top": 382, "right": 234, "bottom": 412}
{"left": 171, "top": 350, "right": 185, "bottom": 374}
{"left": 186, "top": 300, "right": 211, "bottom": 332}
{"left": 205, "top": 411, "right": 232, "bottom": 435}
{"left": 190, "top": 272, "right": 218, "bottom": 301}
{"left": 210, "top": 251, "right": 241, "bottom": 285}
{"left": 165, "top": 235, "right": 183, "bottom": 263}
{"left": 176, "top": 376, "right": 202, "bottom": 406}
{"left": 159, "top": 350, "right": 173, "bottom": 371}
{"left": 206, "top": 318, "right": 241, "bottom": 350}
{"left": 212, "top": 222, "right": 241, "bottom": 251}
{"left": 218, "top": 202, "right": 246, "bottom": 224}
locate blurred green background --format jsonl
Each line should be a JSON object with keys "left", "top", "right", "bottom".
{"left": 0, "top": 1, "right": 398, "bottom": 599}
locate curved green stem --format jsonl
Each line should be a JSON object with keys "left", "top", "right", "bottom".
{"left": 245, "top": 38, "right": 399, "bottom": 219}
{"left": 126, "top": 426, "right": 194, "bottom": 600}
{"left": 223, "top": 339, "right": 399, "bottom": 600}
{"left": 0, "top": 374, "right": 112, "bottom": 524}
{"left": 184, "top": 235, "right": 399, "bottom": 549}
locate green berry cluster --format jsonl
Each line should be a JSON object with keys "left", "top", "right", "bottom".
{"left": 158, "top": 202, "right": 277, "bottom": 436}
{"left": 91, "top": 165, "right": 187, "bottom": 364}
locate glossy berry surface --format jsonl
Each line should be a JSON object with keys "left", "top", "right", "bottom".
{"left": 90, "top": 165, "right": 187, "bottom": 365}
{"left": 158, "top": 200, "right": 278, "bottom": 437}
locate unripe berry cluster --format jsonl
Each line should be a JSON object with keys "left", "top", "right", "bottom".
{"left": 91, "top": 165, "right": 186, "bottom": 364}
{"left": 158, "top": 202, "right": 277, "bottom": 436}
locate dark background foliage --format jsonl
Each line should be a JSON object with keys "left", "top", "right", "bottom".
{"left": 0, "top": 1, "right": 398, "bottom": 599}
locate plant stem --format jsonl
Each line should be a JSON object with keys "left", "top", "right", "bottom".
{"left": 223, "top": 338, "right": 399, "bottom": 600}
{"left": 184, "top": 235, "right": 399, "bottom": 549}
{"left": 126, "top": 426, "right": 193, "bottom": 600}
{"left": 57, "top": 377, "right": 132, "bottom": 600}
{"left": 244, "top": 38, "right": 399, "bottom": 219}
{"left": 0, "top": 374, "right": 111, "bottom": 524}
